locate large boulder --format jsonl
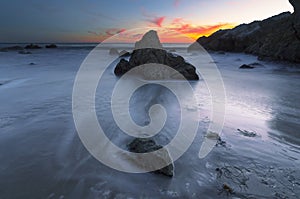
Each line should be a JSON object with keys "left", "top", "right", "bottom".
{"left": 127, "top": 138, "right": 174, "bottom": 177}
{"left": 114, "top": 30, "right": 199, "bottom": 80}
{"left": 189, "top": 0, "right": 300, "bottom": 63}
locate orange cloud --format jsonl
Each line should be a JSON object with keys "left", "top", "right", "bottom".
{"left": 168, "top": 18, "right": 235, "bottom": 40}
{"left": 84, "top": 16, "right": 235, "bottom": 43}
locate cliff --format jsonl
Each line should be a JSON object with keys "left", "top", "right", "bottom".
{"left": 189, "top": 0, "right": 300, "bottom": 63}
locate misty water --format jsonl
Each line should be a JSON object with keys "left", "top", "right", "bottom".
{"left": 0, "top": 44, "right": 299, "bottom": 199}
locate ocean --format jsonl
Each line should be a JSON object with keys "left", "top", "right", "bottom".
{"left": 0, "top": 43, "right": 299, "bottom": 199}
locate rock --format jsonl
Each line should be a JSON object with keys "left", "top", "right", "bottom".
{"left": 205, "top": 131, "right": 220, "bottom": 140}
{"left": 222, "top": 184, "right": 234, "bottom": 194}
{"left": 250, "top": 62, "right": 260, "bottom": 66}
{"left": 114, "top": 30, "right": 199, "bottom": 80}
{"left": 119, "top": 50, "right": 130, "bottom": 57}
{"left": 237, "top": 129, "right": 258, "bottom": 137}
{"left": 189, "top": 0, "right": 300, "bottom": 63}
{"left": 290, "top": 0, "right": 300, "bottom": 39}
{"left": 25, "top": 44, "right": 42, "bottom": 49}
{"left": 109, "top": 48, "right": 119, "bottom": 55}
{"left": 239, "top": 64, "right": 255, "bottom": 69}
{"left": 45, "top": 44, "right": 57, "bottom": 48}
{"left": 0, "top": 46, "right": 23, "bottom": 52}
{"left": 135, "top": 30, "right": 163, "bottom": 49}
{"left": 127, "top": 138, "right": 174, "bottom": 177}
{"left": 114, "top": 59, "right": 131, "bottom": 76}
{"left": 290, "top": 0, "right": 299, "bottom": 14}
{"left": 216, "top": 137, "right": 226, "bottom": 147}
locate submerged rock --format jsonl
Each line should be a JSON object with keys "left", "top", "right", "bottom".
{"left": 128, "top": 138, "right": 174, "bottom": 177}
{"left": 239, "top": 64, "right": 255, "bottom": 69}
{"left": 189, "top": 0, "right": 300, "bottom": 63}
{"left": 114, "top": 30, "right": 199, "bottom": 80}
{"left": 237, "top": 129, "right": 258, "bottom": 137}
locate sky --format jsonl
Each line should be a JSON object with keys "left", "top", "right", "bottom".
{"left": 0, "top": 0, "right": 294, "bottom": 43}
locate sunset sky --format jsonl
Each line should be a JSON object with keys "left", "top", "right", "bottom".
{"left": 0, "top": 0, "right": 294, "bottom": 43}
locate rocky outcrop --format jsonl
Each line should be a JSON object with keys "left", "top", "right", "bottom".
{"left": 290, "top": 0, "right": 299, "bottom": 14}
{"left": 290, "top": 0, "right": 300, "bottom": 39}
{"left": 189, "top": 0, "right": 300, "bottom": 63}
{"left": 0, "top": 46, "right": 23, "bottom": 52}
{"left": 114, "top": 30, "right": 199, "bottom": 80}
{"left": 128, "top": 138, "right": 174, "bottom": 177}
{"left": 25, "top": 44, "right": 42, "bottom": 49}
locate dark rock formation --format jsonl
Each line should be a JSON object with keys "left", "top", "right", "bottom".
{"left": 114, "top": 30, "right": 199, "bottom": 80}
{"left": 128, "top": 138, "right": 174, "bottom": 177}
{"left": 0, "top": 46, "right": 23, "bottom": 52}
{"left": 290, "top": 0, "right": 300, "bottom": 39}
{"left": 45, "top": 44, "right": 57, "bottom": 48}
{"left": 189, "top": 0, "right": 300, "bottom": 63}
{"left": 239, "top": 64, "right": 255, "bottom": 69}
{"left": 25, "top": 44, "right": 42, "bottom": 49}
{"left": 114, "top": 59, "right": 131, "bottom": 75}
